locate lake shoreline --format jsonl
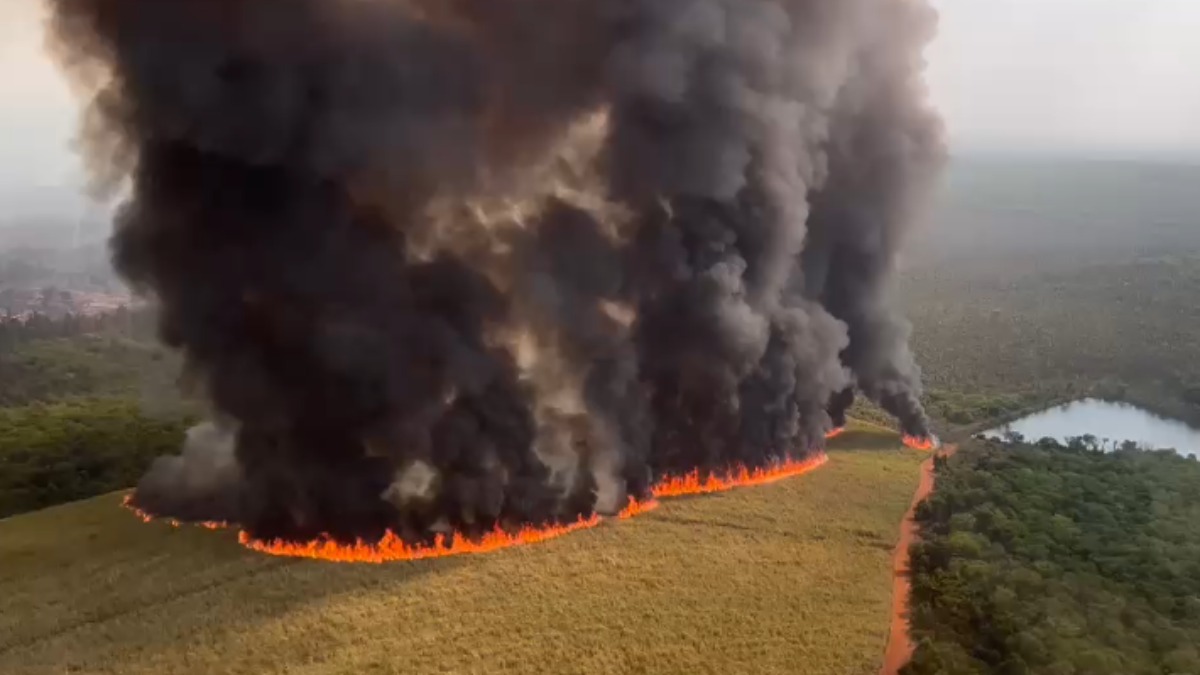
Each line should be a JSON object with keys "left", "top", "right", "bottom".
{"left": 980, "top": 398, "right": 1200, "bottom": 457}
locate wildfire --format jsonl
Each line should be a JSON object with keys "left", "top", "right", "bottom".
{"left": 239, "top": 497, "right": 664, "bottom": 563}
{"left": 121, "top": 494, "right": 229, "bottom": 530}
{"left": 651, "top": 454, "right": 829, "bottom": 499}
{"left": 903, "top": 435, "right": 939, "bottom": 451}
{"left": 825, "top": 427, "right": 846, "bottom": 440}
{"left": 236, "top": 454, "right": 823, "bottom": 563}
{"left": 237, "top": 514, "right": 604, "bottom": 564}
{"left": 617, "top": 498, "right": 661, "bottom": 519}
{"left": 125, "top": 453, "right": 828, "bottom": 564}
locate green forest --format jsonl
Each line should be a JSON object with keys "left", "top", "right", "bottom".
{"left": 0, "top": 310, "right": 195, "bottom": 517}
{"left": 0, "top": 399, "right": 191, "bottom": 517}
{"left": 903, "top": 248, "right": 1200, "bottom": 433}
{"left": 900, "top": 159, "right": 1200, "bottom": 433}
{"left": 903, "top": 441, "right": 1200, "bottom": 675}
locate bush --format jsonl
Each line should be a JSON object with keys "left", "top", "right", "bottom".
{"left": 905, "top": 441, "right": 1200, "bottom": 675}
{"left": 0, "top": 399, "right": 191, "bottom": 516}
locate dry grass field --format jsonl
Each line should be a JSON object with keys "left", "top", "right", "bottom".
{"left": 0, "top": 426, "right": 923, "bottom": 675}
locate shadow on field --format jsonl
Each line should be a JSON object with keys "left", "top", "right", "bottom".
{"left": 0, "top": 492, "right": 471, "bottom": 658}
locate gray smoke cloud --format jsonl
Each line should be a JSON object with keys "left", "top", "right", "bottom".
{"left": 47, "top": 0, "right": 943, "bottom": 544}
{"left": 134, "top": 421, "right": 242, "bottom": 523}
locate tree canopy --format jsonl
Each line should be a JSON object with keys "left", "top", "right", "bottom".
{"left": 904, "top": 441, "right": 1200, "bottom": 675}
{"left": 0, "top": 399, "right": 192, "bottom": 517}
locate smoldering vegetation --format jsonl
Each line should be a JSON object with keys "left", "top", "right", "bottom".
{"left": 47, "top": 0, "right": 943, "bottom": 543}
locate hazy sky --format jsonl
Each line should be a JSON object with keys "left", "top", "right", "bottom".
{"left": 927, "top": 0, "right": 1200, "bottom": 159}
{"left": 0, "top": 0, "right": 87, "bottom": 228}
{"left": 2, "top": 0, "right": 1199, "bottom": 227}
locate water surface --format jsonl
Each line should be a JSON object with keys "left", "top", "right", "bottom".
{"left": 984, "top": 398, "right": 1200, "bottom": 458}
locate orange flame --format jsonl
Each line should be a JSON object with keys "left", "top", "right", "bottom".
{"left": 617, "top": 498, "right": 660, "bottom": 520}
{"left": 242, "top": 456, "right": 824, "bottom": 562}
{"left": 651, "top": 454, "right": 828, "bottom": 499}
{"left": 121, "top": 493, "right": 155, "bottom": 523}
{"left": 237, "top": 514, "right": 603, "bottom": 564}
{"left": 825, "top": 427, "right": 846, "bottom": 440}
{"left": 903, "top": 435, "right": 938, "bottom": 451}
{"left": 121, "top": 494, "right": 229, "bottom": 530}
{"left": 126, "top": 453, "right": 828, "bottom": 564}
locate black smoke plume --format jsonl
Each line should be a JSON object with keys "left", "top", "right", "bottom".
{"left": 48, "top": 0, "right": 943, "bottom": 544}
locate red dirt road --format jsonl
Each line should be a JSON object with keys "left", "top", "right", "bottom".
{"left": 880, "top": 445, "right": 957, "bottom": 675}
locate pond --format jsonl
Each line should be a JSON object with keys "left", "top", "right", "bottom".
{"left": 983, "top": 398, "right": 1200, "bottom": 458}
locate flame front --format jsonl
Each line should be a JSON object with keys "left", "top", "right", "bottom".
{"left": 239, "top": 455, "right": 824, "bottom": 562}
{"left": 122, "top": 494, "right": 229, "bottom": 530}
{"left": 651, "top": 454, "right": 829, "bottom": 499}
{"left": 903, "top": 435, "right": 939, "bottom": 451}
{"left": 126, "top": 453, "right": 829, "bottom": 563}
{"left": 237, "top": 514, "right": 604, "bottom": 564}
{"left": 617, "top": 498, "right": 661, "bottom": 520}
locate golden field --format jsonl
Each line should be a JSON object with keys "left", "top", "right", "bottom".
{"left": 0, "top": 426, "right": 922, "bottom": 675}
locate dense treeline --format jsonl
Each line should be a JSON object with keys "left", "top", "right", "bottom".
{"left": 900, "top": 158, "right": 1200, "bottom": 432}
{"left": 0, "top": 399, "right": 192, "bottom": 517}
{"left": 0, "top": 306, "right": 157, "bottom": 349}
{"left": 0, "top": 336, "right": 188, "bottom": 408}
{"left": 904, "top": 441, "right": 1200, "bottom": 675}
{"left": 0, "top": 307, "right": 188, "bottom": 408}
{"left": 0, "top": 309, "right": 196, "bottom": 516}
{"left": 904, "top": 255, "right": 1200, "bottom": 431}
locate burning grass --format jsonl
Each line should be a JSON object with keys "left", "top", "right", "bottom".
{"left": 651, "top": 454, "right": 828, "bottom": 498}
{"left": 902, "top": 435, "right": 939, "bottom": 451}
{"left": 237, "top": 516, "right": 604, "bottom": 564}
{"left": 121, "top": 494, "right": 228, "bottom": 530}
{"left": 238, "top": 497, "right": 667, "bottom": 563}
{"left": 0, "top": 428, "right": 924, "bottom": 675}
{"left": 126, "top": 433, "right": 838, "bottom": 564}
{"left": 132, "top": 453, "right": 827, "bottom": 564}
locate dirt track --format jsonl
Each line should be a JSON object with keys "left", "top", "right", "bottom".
{"left": 880, "top": 445, "right": 957, "bottom": 675}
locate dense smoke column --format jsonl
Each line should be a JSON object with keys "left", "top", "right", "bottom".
{"left": 604, "top": 0, "right": 886, "bottom": 477}
{"left": 48, "top": 0, "right": 944, "bottom": 541}
{"left": 47, "top": 0, "right": 608, "bottom": 543}
{"left": 118, "top": 138, "right": 580, "bottom": 543}
{"left": 506, "top": 198, "right": 654, "bottom": 512}
{"left": 802, "top": 0, "right": 944, "bottom": 438}
{"left": 826, "top": 387, "right": 856, "bottom": 431}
